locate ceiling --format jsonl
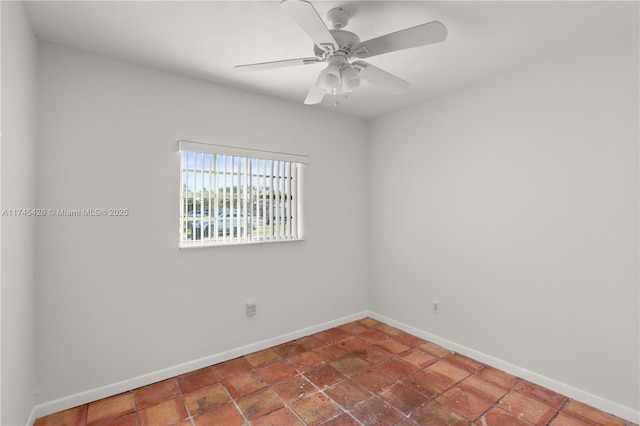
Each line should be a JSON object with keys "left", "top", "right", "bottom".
{"left": 24, "top": 1, "right": 639, "bottom": 119}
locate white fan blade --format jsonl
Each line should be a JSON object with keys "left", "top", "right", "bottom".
{"left": 352, "top": 61, "right": 410, "bottom": 94}
{"left": 235, "top": 57, "right": 321, "bottom": 71}
{"left": 281, "top": 0, "right": 336, "bottom": 53}
{"left": 304, "top": 73, "right": 326, "bottom": 104}
{"left": 304, "top": 86, "right": 325, "bottom": 105}
{"left": 351, "top": 21, "right": 447, "bottom": 59}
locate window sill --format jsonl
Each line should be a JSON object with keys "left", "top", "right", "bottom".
{"left": 179, "top": 237, "right": 305, "bottom": 249}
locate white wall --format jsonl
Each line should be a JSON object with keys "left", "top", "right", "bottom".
{"left": 35, "top": 42, "right": 368, "bottom": 405}
{"left": 368, "top": 26, "right": 639, "bottom": 416}
{"left": 0, "top": 1, "right": 39, "bottom": 424}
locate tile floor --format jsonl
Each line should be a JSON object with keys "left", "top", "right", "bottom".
{"left": 34, "top": 318, "right": 637, "bottom": 426}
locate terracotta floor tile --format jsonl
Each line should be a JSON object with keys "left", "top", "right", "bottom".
{"left": 479, "top": 406, "right": 533, "bottom": 426}
{"left": 425, "top": 360, "right": 471, "bottom": 384}
{"left": 377, "top": 358, "right": 420, "bottom": 380}
{"left": 271, "top": 375, "right": 317, "bottom": 404}
{"left": 436, "top": 387, "right": 493, "bottom": 421}
{"left": 394, "top": 332, "right": 427, "bottom": 348}
{"left": 351, "top": 396, "right": 404, "bottom": 426}
{"left": 379, "top": 383, "right": 428, "bottom": 415}
{"left": 328, "top": 327, "right": 356, "bottom": 341}
{"left": 331, "top": 355, "right": 371, "bottom": 377}
{"left": 359, "top": 317, "right": 384, "bottom": 328}
{"left": 325, "top": 379, "right": 372, "bottom": 409}
{"left": 396, "top": 419, "right": 419, "bottom": 426}
{"left": 237, "top": 387, "right": 284, "bottom": 421}
{"left": 100, "top": 412, "right": 139, "bottom": 426}
{"left": 358, "top": 329, "right": 391, "bottom": 344}
{"left": 288, "top": 351, "right": 326, "bottom": 373}
{"left": 314, "top": 343, "right": 349, "bottom": 361}
{"left": 337, "top": 322, "right": 369, "bottom": 335}
{"left": 352, "top": 345, "right": 394, "bottom": 365}
{"left": 177, "top": 366, "right": 218, "bottom": 394}
{"left": 304, "top": 364, "right": 347, "bottom": 389}
{"left": 418, "top": 342, "right": 453, "bottom": 358}
{"left": 291, "top": 393, "right": 342, "bottom": 425}
{"left": 244, "top": 348, "right": 282, "bottom": 368}
{"left": 183, "top": 383, "right": 230, "bottom": 415}
{"left": 192, "top": 403, "right": 245, "bottom": 426}
{"left": 411, "top": 400, "right": 470, "bottom": 426}
{"left": 401, "top": 349, "right": 438, "bottom": 369}
{"left": 562, "top": 400, "right": 627, "bottom": 426}
{"left": 273, "top": 341, "right": 307, "bottom": 358}
{"left": 213, "top": 357, "right": 253, "bottom": 380}
{"left": 139, "top": 398, "right": 188, "bottom": 426}
{"left": 375, "top": 338, "right": 411, "bottom": 355}
{"left": 499, "top": 390, "right": 557, "bottom": 425}
{"left": 320, "top": 413, "right": 360, "bottom": 426}
{"left": 252, "top": 407, "right": 304, "bottom": 426}
{"left": 404, "top": 370, "right": 451, "bottom": 398}
{"left": 316, "top": 327, "right": 351, "bottom": 343}
{"left": 376, "top": 324, "right": 402, "bottom": 336}
{"left": 222, "top": 371, "right": 267, "bottom": 398}
{"left": 550, "top": 412, "right": 593, "bottom": 426}
{"left": 457, "top": 375, "right": 509, "bottom": 403}
{"left": 475, "top": 366, "right": 520, "bottom": 389}
{"left": 257, "top": 360, "right": 298, "bottom": 384}
{"left": 87, "top": 392, "right": 136, "bottom": 426}
{"left": 513, "top": 381, "right": 568, "bottom": 410}
{"left": 135, "top": 379, "right": 180, "bottom": 410}
{"left": 34, "top": 405, "right": 87, "bottom": 426}
{"left": 351, "top": 368, "right": 397, "bottom": 394}
{"left": 335, "top": 336, "right": 370, "bottom": 352}
{"left": 444, "top": 353, "right": 484, "bottom": 372}
{"left": 298, "top": 334, "right": 331, "bottom": 351}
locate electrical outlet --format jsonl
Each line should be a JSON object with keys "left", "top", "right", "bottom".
{"left": 246, "top": 301, "right": 256, "bottom": 317}
{"left": 433, "top": 301, "right": 439, "bottom": 313}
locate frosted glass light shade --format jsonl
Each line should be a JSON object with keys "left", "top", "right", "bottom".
{"left": 342, "top": 65, "right": 360, "bottom": 90}
{"left": 317, "top": 63, "right": 341, "bottom": 92}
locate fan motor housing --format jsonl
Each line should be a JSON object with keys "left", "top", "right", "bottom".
{"left": 327, "top": 7, "right": 350, "bottom": 29}
{"left": 313, "top": 29, "right": 360, "bottom": 56}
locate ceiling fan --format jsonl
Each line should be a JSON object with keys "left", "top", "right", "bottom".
{"left": 234, "top": 0, "right": 448, "bottom": 105}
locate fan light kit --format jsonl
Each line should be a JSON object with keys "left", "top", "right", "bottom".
{"left": 235, "top": 0, "right": 448, "bottom": 105}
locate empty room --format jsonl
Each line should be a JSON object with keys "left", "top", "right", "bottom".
{"left": 1, "top": 1, "right": 638, "bottom": 425}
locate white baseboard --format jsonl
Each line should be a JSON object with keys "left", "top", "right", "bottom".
{"left": 29, "top": 311, "right": 368, "bottom": 424}
{"left": 367, "top": 311, "right": 640, "bottom": 425}
{"left": 26, "top": 408, "right": 37, "bottom": 426}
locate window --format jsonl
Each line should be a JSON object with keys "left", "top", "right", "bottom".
{"left": 179, "top": 140, "right": 307, "bottom": 247}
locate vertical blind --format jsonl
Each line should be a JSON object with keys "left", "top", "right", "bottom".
{"left": 179, "top": 140, "right": 307, "bottom": 247}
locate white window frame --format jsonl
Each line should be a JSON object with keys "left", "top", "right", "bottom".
{"left": 178, "top": 140, "right": 307, "bottom": 248}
